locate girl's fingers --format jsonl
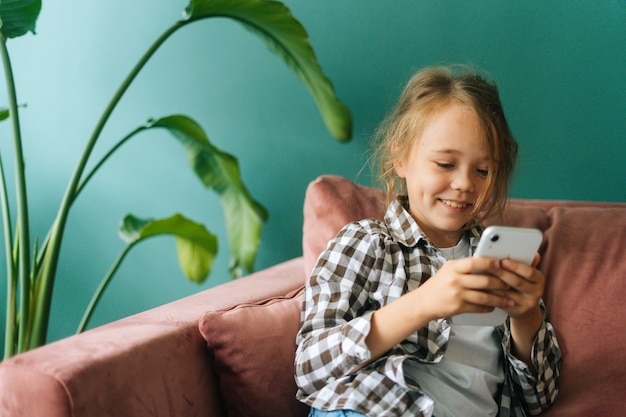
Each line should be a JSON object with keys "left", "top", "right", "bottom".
{"left": 454, "top": 256, "right": 500, "bottom": 275}
{"left": 500, "top": 259, "right": 539, "bottom": 283}
{"left": 464, "top": 288, "right": 515, "bottom": 309}
{"left": 464, "top": 273, "right": 511, "bottom": 291}
{"left": 493, "top": 260, "right": 544, "bottom": 296}
{"left": 430, "top": 258, "right": 542, "bottom": 317}
{"left": 531, "top": 252, "right": 541, "bottom": 268}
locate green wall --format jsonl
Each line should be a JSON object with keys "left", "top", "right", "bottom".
{"left": 0, "top": 1, "right": 624, "bottom": 346}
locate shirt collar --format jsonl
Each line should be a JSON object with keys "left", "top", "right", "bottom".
{"left": 384, "top": 196, "right": 483, "bottom": 249}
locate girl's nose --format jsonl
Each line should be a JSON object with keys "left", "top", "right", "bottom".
{"left": 451, "top": 170, "right": 475, "bottom": 192}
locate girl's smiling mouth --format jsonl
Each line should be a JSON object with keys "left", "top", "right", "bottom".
{"left": 440, "top": 199, "right": 471, "bottom": 209}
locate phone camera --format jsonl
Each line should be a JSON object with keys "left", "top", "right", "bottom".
{"left": 490, "top": 234, "right": 500, "bottom": 242}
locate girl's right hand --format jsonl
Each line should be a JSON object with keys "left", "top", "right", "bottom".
{"left": 366, "top": 256, "right": 513, "bottom": 359}
{"left": 412, "top": 256, "right": 514, "bottom": 322}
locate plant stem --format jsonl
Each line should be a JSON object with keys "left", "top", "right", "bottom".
{"left": 75, "top": 126, "right": 146, "bottom": 198}
{"left": 0, "top": 151, "right": 16, "bottom": 359}
{"left": 69, "top": 128, "right": 145, "bottom": 334}
{"left": 0, "top": 38, "right": 32, "bottom": 355}
{"left": 76, "top": 244, "right": 134, "bottom": 334}
{"left": 29, "top": 21, "right": 187, "bottom": 349}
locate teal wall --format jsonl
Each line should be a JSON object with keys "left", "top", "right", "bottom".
{"left": 0, "top": 1, "right": 624, "bottom": 346}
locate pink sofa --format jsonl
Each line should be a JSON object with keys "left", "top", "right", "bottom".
{"left": 1, "top": 175, "right": 625, "bottom": 417}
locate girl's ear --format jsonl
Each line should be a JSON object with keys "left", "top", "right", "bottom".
{"left": 391, "top": 142, "right": 407, "bottom": 179}
{"left": 394, "top": 157, "right": 406, "bottom": 179}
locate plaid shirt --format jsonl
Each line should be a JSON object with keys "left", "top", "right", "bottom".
{"left": 295, "top": 198, "right": 562, "bottom": 417}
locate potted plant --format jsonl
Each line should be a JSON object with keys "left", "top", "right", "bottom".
{"left": 0, "top": 0, "right": 352, "bottom": 359}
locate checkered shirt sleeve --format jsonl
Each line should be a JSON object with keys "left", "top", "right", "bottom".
{"left": 497, "top": 301, "right": 562, "bottom": 416}
{"left": 295, "top": 217, "right": 440, "bottom": 416}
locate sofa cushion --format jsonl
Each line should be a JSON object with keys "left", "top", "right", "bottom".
{"left": 199, "top": 287, "right": 309, "bottom": 417}
{"left": 532, "top": 205, "right": 626, "bottom": 416}
{"left": 303, "top": 175, "right": 385, "bottom": 276}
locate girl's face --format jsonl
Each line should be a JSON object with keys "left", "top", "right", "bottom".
{"left": 395, "top": 102, "right": 492, "bottom": 248}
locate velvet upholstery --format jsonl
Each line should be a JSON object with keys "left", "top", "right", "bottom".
{"left": 1, "top": 175, "right": 624, "bottom": 417}
{"left": 199, "top": 288, "right": 308, "bottom": 417}
{"left": 0, "top": 259, "right": 307, "bottom": 417}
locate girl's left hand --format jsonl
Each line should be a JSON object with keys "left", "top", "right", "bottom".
{"left": 490, "top": 253, "right": 545, "bottom": 369}
{"left": 491, "top": 253, "right": 544, "bottom": 319}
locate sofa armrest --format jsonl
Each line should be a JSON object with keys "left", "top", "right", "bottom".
{"left": 0, "top": 258, "right": 306, "bottom": 417}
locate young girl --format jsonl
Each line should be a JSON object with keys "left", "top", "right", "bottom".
{"left": 294, "top": 66, "right": 562, "bottom": 417}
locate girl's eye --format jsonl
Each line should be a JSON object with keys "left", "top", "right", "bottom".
{"left": 436, "top": 162, "right": 454, "bottom": 169}
{"left": 476, "top": 168, "right": 489, "bottom": 177}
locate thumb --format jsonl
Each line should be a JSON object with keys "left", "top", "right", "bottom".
{"left": 531, "top": 252, "right": 541, "bottom": 268}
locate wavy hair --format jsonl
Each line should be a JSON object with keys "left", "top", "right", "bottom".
{"left": 371, "top": 65, "right": 518, "bottom": 225}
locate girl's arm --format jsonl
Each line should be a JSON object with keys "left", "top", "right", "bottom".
{"left": 294, "top": 226, "right": 381, "bottom": 394}
{"left": 510, "top": 306, "right": 543, "bottom": 371}
{"left": 367, "top": 256, "right": 518, "bottom": 358}
{"left": 494, "top": 256, "right": 562, "bottom": 411}
{"left": 501, "top": 303, "right": 562, "bottom": 413}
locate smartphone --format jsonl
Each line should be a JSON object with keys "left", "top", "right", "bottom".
{"left": 451, "top": 226, "right": 543, "bottom": 326}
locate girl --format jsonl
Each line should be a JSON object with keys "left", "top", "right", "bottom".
{"left": 294, "top": 66, "right": 562, "bottom": 417}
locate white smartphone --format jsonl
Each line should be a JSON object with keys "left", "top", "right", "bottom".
{"left": 451, "top": 226, "right": 543, "bottom": 326}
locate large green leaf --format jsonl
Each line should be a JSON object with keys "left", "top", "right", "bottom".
{"left": 0, "top": 0, "right": 41, "bottom": 39}
{"left": 0, "top": 107, "right": 8, "bottom": 121}
{"left": 145, "top": 115, "right": 267, "bottom": 277}
{"left": 119, "top": 214, "right": 218, "bottom": 284}
{"left": 183, "top": 0, "right": 352, "bottom": 141}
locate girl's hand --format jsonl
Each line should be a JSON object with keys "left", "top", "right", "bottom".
{"left": 413, "top": 256, "right": 516, "bottom": 322}
{"left": 491, "top": 253, "right": 544, "bottom": 320}
{"left": 490, "top": 253, "right": 545, "bottom": 369}
{"left": 366, "top": 256, "right": 514, "bottom": 359}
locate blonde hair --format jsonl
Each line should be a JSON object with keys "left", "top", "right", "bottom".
{"left": 372, "top": 65, "right": 518, "bottom": 225}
